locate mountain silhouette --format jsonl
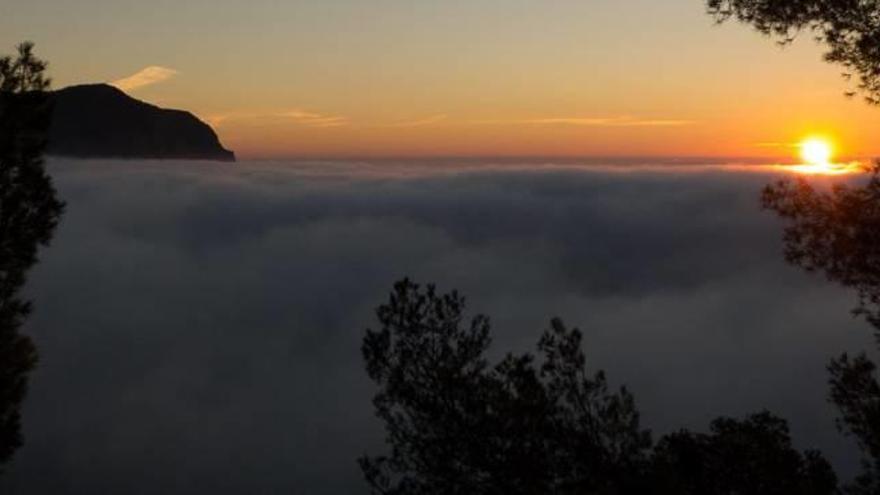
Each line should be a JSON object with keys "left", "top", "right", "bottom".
{"left": 48, "top": 84, "right": 235, "bottom": 161}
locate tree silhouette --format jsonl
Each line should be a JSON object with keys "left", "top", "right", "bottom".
{"left": 707, "top": 0, "right": 880, "bottom": 103}
{"left": 705, "top": 2, "right": 880, "bottom": 490}
{"left": 362, "top": 279, "right": 837, "bottom": 494}
{"left": 829, "top": 353, "right": 880, "bottom": 495}
{"left": 762, "top": 171, "right": 880, "bottom": 493}
{"left": 0, "top": 42, "right": 63, "bottom": 469}
{"left": 649, "top": 412, "right": 837, "bottom": 495}
{"left": 762, "top": 167, "right": 880, "bottom": 332}
{"left": 360, "top": 279, "right": 650, "bottom": 495}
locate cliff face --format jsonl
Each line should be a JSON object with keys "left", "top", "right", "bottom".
{"left": 48, "top": 84, "right": 235, "bottom": 162}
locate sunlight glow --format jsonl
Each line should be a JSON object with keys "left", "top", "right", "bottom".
{"left": 786, "top": 137, "right": 861, "bottom": 175}
{"left": 801, "top": 138, "right": 833, "bottom": 166}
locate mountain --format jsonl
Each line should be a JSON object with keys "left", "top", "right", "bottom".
{"left": 48, "top": 84, "right": 235, "bottom": 162}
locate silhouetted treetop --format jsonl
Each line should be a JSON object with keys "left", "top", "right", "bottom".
{"left": 361, "top": 279, "right": 650, "bottom": 495}
{"left": 762, "top": 167, "right": 880, "bottom": 493}
{"left": 650, "top": 412, "right": 837, "bottom": 494}
{"left": 361, "top": 279, "right": 837, "bottom": 495}
{"left": 716, "top": 3, "right": 880, "bottom": 489}
{"left": 829, "top": 353, "right": 880, "bottom": 494}
{"left": 762, "top": 165, "right": 880, "bottom": 333}
{"left": 0, "top": 42, "right": 63, "bottom": 470}
{"left": 0, "top": 42, "right": 50, "bottom": 93}
{"left": 707, "top": 0, "right": 880, "bottom": 103}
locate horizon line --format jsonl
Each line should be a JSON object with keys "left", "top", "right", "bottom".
{"left": 220, "top": 153, "right": 876, "bottom": 164}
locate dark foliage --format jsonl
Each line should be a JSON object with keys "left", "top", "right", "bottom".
{"left": 762, "top": 167, "right": 880, "bottom": 493}
{"left": 707, "top": 0, "right": 880, "bottom": 103}
{"left": 649, "top": 412, "right": 837, "bottom": 495}
{"left": 712, "top": 2, "right": 880, "bottom": 489}
{"left": 361, "top": 279, "right": 836, "bottom": 495}
{"left": 762, "top": 165, "right": 880, "bottom": 331}
{"left": 360, "top": 279, "right": 650, "bottom": 495}
{"left": 0, "top": 42, "right": 63, "bottom": 469}
{"left": 829, "top": 353, "right": 880, "bottom": 494}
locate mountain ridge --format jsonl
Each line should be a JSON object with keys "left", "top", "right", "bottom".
{"left": 48, "top": 84, "right": 235, "bottom": 162}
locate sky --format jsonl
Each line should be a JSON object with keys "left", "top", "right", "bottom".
{"left": 2, "top": 159, "right": 874, "bottom": 493}
{"left": 4, "top": 0, "right": 880, "bottom": 159}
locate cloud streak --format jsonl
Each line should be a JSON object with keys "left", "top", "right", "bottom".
{"left": 277, "top": 110, "right": 349, "bottom": 128}
{"left": 110, "top": 66, "right": 179, "bottom": 92}
{"left": 475, "top": 116, "right": 694, "bottom": 127}
{"left": 205, "top": 109, "right": 349, "bottom": 129}
{"left": 380, "top": 114, "right": 449, "bottom": 128}
{"left": 755, "top": 141, "right": 799, "bottom": 149}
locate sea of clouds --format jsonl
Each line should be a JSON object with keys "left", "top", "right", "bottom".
{"left": 1, "top": 159, "right": 875, "bottom": 493}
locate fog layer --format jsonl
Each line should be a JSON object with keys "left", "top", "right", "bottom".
{"left": 3, "top": 159, "right": 873, "bottom": 494}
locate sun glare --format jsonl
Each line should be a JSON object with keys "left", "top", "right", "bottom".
{"left": 787, "top": 137, "right": 860, "bottom": 175}
{"left": 800, "top": 138, "right": 833, "bottom": 166}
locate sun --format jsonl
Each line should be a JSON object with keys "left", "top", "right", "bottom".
{"left": 787, "top": 137, "right": 860, "bottom": 175}
{"left": 800, "top": 138, "right": 833, "bottom": 166}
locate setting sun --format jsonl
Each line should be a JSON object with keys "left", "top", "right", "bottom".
{"left": 787, "top": 137, "right": 861, "bottom": 175}
{"left": 801, "top": 138, "right": 834, "bottom": 166}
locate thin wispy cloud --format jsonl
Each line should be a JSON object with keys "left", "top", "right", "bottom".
{"left": 110, "top": 66, "right": 179, "bottom": 92}
{"left": 475, "top": 116, "right": 694, "bottom": 127}
{"left": 277, "top": 110, "right": 349, "bottom": 128}
{"left": 755, "top": 142, "right": 799, "bottom": 149}
{"left": 205, "top": 109, "right": 349, "bottom": 129}
{"left": 381, "top": 114, "right": 448, "bottom": 128}
{"left": 205, "top": 113, "right": 689, "bottom": 133}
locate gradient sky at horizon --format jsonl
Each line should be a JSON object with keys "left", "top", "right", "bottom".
{"left": 4, "top": 0, "right": 880, "bottom": 159}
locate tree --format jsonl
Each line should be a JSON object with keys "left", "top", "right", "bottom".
{"left": 360, "top": 279, "right": 650, "bottom": 495}
{"left": 707, "top": 2, "right": 880, "bottom": 489}
{"left": 361, "top": 279, "right": 837, "bottom": 494}
{"left": 0, "top": 42, "right": 63, "bottom": 469}
{"left": 649, "top": 412, "right": 837, "bottom": 495}
{"left": 707, "top": 0, "right": 880, "bottom": 103}
{"left": 829, "top": 353, "right": 880, "bottom": 495}
{"left": 762, "top": 170, "right": 880, "bottom": 493}
{"left": 761, "top": 166, "right": 880, "bottom": 332}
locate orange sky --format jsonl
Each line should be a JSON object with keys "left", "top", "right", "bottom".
{"left": 4, "top": 0, "right": 880, "bottom": 160}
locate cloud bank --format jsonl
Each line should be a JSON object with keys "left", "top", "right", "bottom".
{"left": 2, "top": 160, "right": 873, "bottom": 494}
